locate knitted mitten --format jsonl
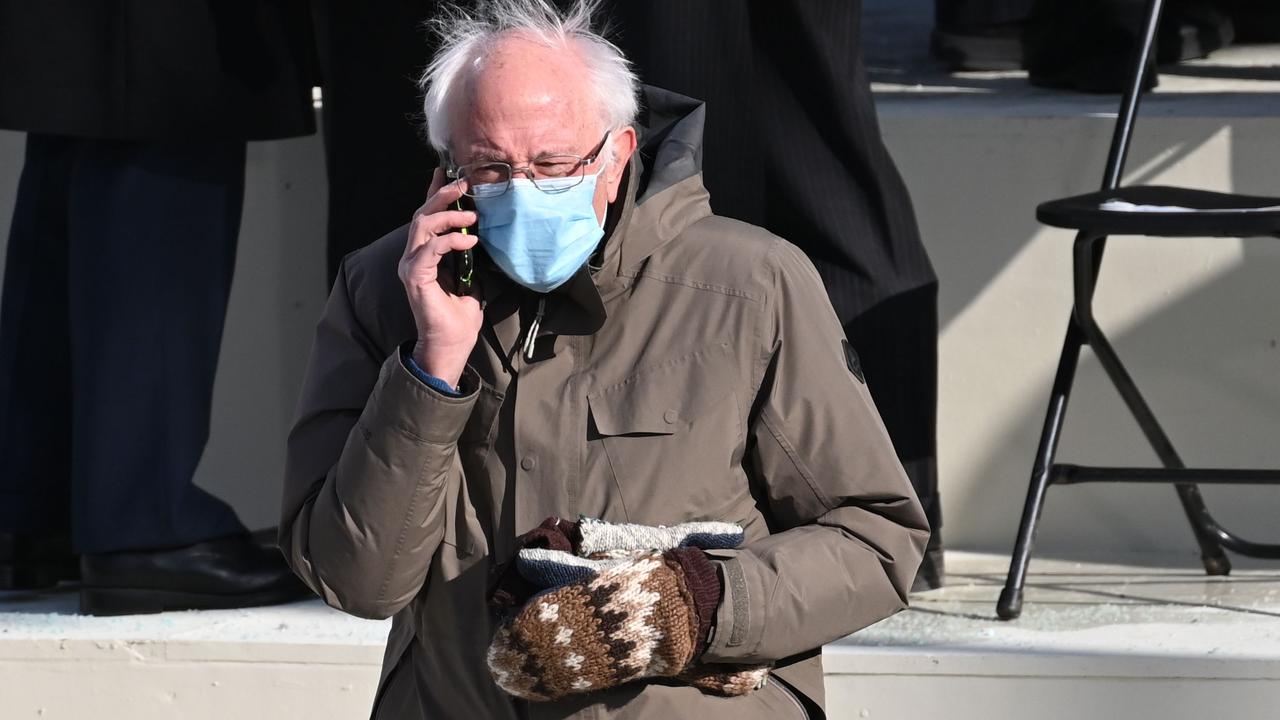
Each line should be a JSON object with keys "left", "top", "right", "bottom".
{"left": 490, "top": 517, "right": 744, "bottom": 611}
{"left": 575, "top": 517, "right": 745, "bottom": 556}
{"left": 488, "top": 516, "right": 772, "bottom": 701}
{"left": 679, "top": 663, "right": 773, "bottom": 696}
{"left": 488, "top": 549, "right": 725, "bottom": 701}
{"left": 489, "top": 517, "right": 580, "bottom": 612}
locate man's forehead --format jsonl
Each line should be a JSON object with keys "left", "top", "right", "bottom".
{"left": 462, "top": 128, "right": 590, "bottom": 162}
{"left": 450, "top": 37, "right": 598, "bottom": 160}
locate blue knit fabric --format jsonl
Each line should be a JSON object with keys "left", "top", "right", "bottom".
{"left": 678, "top": 531, "right": 743, "bottom": 550}
{"left": 400, "top": 347, "right": 461, "bottom": 396}
{"left": 516, "top": 551, "right": 608, "bottom": 588}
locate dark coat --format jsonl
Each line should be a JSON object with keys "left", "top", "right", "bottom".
{"left": 0, "top": 0, "right": 317, "bottom": 141}
{"left": 603, "top": 0, "right": 935, "bottom": 322}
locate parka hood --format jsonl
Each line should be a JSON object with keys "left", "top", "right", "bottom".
{"left": 529, "top": 85, "right": 713, "bottom": 334}
{"left": 593, "top": 85, "right": 713, "bottom": 295}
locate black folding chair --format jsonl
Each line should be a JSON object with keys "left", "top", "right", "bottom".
{"left": 996, "top": 0, "right": 1280, "bottom": 621}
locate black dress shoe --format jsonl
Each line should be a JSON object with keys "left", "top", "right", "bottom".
{"left": 0, "top": 533, "right": 80, "bottom": 590}
{"left": 931, "top": 21, "right": 1026, "bottom": 72}
{"left": 79, "top": 533, "right": 311, "bottom": 616}
{"left": 912, "top": 544, "right": 945, "bottom": 593}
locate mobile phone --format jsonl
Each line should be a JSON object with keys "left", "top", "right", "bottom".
{"left": 452, "top": 196, "right": 476, "bottom": 294}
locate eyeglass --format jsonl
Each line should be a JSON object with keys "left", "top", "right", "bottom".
{"left": 446, "top": 132, "right": 611, "bottom": 198}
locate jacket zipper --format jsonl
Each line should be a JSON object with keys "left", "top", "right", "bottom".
{"left": 521, "top": 296, "right": 546, "bottom": 362}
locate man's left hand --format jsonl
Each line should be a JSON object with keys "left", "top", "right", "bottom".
{"left": 487, "top": 549, "right": 720, "bottom": 701}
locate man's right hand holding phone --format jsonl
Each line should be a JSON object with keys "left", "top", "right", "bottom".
{"left": 399, "top": 168, "right": 482, "bottom": 389}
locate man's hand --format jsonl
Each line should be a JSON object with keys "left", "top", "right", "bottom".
{"left": 400, "top": 168, "right": 482, "bottom": 388}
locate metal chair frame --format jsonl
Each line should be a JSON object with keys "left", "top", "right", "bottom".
{"left": 996, "top": 0, "right": 1280, "bottom": 621}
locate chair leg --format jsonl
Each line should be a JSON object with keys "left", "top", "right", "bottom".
{"left": 1072, "top": 235, "right": 1231, "bottom": 576}
{"left": 997, "top": 318, "right": 1089, "bottom": 620}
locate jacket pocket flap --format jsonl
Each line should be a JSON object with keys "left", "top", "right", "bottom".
{"left": 588, "top": 343, "right": 736, "bottom": 437}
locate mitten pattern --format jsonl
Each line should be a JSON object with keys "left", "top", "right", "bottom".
{"left": 488, "top": 553, "right": 699, "bottom": 701}
{"left": 679, "top": 663, "right": 772, "bottom": 696}
{"left": 487, "top": 516, "right": 773, "bottom": 702}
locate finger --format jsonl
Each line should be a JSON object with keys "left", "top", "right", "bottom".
{"left": 426, "top": 167, "right": 446, "bottom": 198}
{"left": 403, "top": 168, "right": 452, "bottom": 258}
{"left": 418, "top": 209, "right": 477, "bottom": 237}
{"left": 402, "top": 232, "right": 478, "bottom": 278}
{"left": 422, "top": 230, "right": 479, "bottom": 259}
{"left": 406, "top": 226, "right": 478, "bottom": 261}
{"left": 404, "top": 208, "right": 476, "bottom": 260}
{"left": 423, "top": 175, "right": 469, "bottom": 215}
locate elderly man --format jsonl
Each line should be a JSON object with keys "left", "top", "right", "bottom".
{"left": 281, "top": 1, "right": 928, "bottom": 717}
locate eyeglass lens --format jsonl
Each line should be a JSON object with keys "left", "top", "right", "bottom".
{"left": 458, "top": 155, "right": 591, "bottom": 197}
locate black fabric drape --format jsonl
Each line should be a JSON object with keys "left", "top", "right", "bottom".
{"left": 313, "top": 0, "right": 443, "bottom": 282}
{"left": 602, "top": 0, "right": 935, "bottom": 324}
{"left": 0, "top": 0, "right": 317, "bottom": 141}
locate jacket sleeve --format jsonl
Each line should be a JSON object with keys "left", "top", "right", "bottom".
{"left": 278, "top": 257, "right": 477, "bottom": 620}
{"left": 702, "top": 240, "right": 930, "bottom": 664}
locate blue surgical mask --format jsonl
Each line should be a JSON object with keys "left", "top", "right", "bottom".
{"left": 472, "top": 170, "right": 605, "bottom": 294}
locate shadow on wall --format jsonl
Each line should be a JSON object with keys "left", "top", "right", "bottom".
{"left": 971, "top": 235, "right": 1278, "bottom": 558}
{"left": 887, "top": 110, "right": 1279, "bottom": 558}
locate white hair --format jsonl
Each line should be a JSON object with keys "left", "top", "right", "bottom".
{"left": 420, "top": 0, "right": 640, "bottom": 158}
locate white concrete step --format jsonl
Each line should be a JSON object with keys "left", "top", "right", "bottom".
{"left": 3, "top": 552, "right": 1278, "bottom": 719}
{"left": 829, "top": 552, "right": 1280, "bottom": 720}
{"left": 0, "top": 590, "right": 389, "bottom": 718}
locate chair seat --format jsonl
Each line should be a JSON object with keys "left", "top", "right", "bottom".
{"left": 1037, "top": 185, "right": 1280, "bottom": 237}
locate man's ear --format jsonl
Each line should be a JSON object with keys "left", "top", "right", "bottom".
{"left": 604, "top": 126, "right": 638, "bottom": 203}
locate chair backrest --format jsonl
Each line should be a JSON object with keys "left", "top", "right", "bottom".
{"left": 1100, "top": 0, "right": 1168, "bottom": 192}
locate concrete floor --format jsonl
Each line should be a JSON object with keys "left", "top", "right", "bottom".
{"left": 3, "top": 552, "right": 1279, "bottom": 718}
{"left": 846, "top": 551, "right": 1280, "bottom": 657}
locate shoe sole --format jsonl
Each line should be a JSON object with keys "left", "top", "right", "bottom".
{"left": 79, "top": 586, "right": 307, "bottom": 616}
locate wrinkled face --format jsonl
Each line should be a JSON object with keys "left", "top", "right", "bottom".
{"left": 448, "top": 35, "right": 637, "bottom": 224}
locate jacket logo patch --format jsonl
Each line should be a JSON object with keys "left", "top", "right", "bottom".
{"left": 842, "top": 339, "right": 865, "bottom": 384}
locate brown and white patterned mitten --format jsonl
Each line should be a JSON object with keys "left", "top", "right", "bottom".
{"left": 487, "top": 549, "right": 766, "bottom": 701}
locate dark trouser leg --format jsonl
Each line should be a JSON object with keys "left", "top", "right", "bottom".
{"left": 0, "top": 134, "right": 75, "bottom": 537}
{"left": 932, "top": 0, "right": 1036, "bottom": 71}
{"left": 843, "top": 283, "right": 942, "bottom": 590}
{"left": 66, "top": 139, "right": 247, "bottom": 553}
{"left": 935, "top": 0, "right": 1036, "bottom": 28}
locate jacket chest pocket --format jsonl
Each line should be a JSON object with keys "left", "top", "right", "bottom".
{"left": 586, "top": 343, "right": 745, "bottom": 524}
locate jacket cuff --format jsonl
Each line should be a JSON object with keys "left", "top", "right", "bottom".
{"left": 701, "top": 551, "right": 760, "bottom": 663}
{"left": 365, "top": 348, "right": 480, "bottom": 446}
{"left": 400, "top": 345, "right": 463, "bottom": 396}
